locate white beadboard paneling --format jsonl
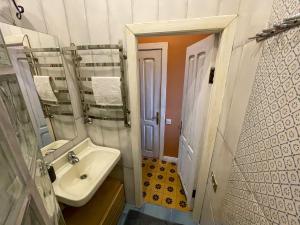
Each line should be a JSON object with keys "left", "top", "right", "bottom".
{"left": 8, "top": 25, "right": 23, "bottom": 36}
{"left": 218, "top": 46, "right": 242, "bottom": 136}
{"left": 40, "top": 0, "right": 70, "bottom": 46}
{"left": 62, "top": 55, "right": 83, "bottom": 119}
{"left": 123, "top": 167, "right": 135, "bottom": 204}
{"left": 86, "top": 121, "right": 104, "bottom": 145}
{"left": 74, "top": 116, "right": 88, "bottom": 140}
{"left": 101, "top": 120, "right": 120, "bottom": 149}
{"left": 224, "top": 41, "right": 261, "bottom": 154}
{"left": 118, "top": 123, "right": 133, "bottom": 168}
{"left": 159, "top": 0, "right": 187, "bottom": 20}
{"left": 51, "top": 115, "right": 76, "bottom": 139}
{"left": 85, "top": 0, "right": 110, "bottom": 44}
{"left": 37, "top": 32, "right": 57, "bottom": 47}
{"left": 233, "top": 0, "right": 273, "bottom": 47}
{"left": 10, "top": 0, "right": 47, "bottom": 33}
{"left": 63, "top": 0, "right": 89, "bottom": 44}
{"left": 0, "top": 23, "right": 13, "bottom": 36}
{"left": 200, "top": 131, "right": 234, "bottom": 225}
{"left": 217, "top": 0, "right": 241, "bottom": 15}
{"left": 187, "top": 0, "right": 219, "bottom": 18}
{"left": 107, "top": 0, "right": 132, "bottom": 44}
{"left": 21, "top": 28, "right": 41, "bottom": 48}
{"left": 0, "top": 0, "right": 14, "bottom": 24}
{"left": 132, "top": 0, "right": 158, "bottom": 23}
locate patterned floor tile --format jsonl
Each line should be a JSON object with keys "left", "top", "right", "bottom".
{"left": 142, "top": 157, "right": 191, "bottom": 212}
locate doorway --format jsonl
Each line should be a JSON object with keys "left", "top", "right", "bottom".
{"left": 138, "top": 34, "right": 216, "bottom": 212}
{"left": 125, "top": 15, "right": 237, "bottom": 221}
{"left": 138, "top": 42, "right": 167, "bottom": 159}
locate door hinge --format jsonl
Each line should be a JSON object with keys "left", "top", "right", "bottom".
{"left": 209, "top": 67, "right": 215, "bottom": 84}
{"left": 192, "top": 189, "right": 196, "bottom": 198}
{"left": 211, "top": 171, "right": 218, "bottom": 193}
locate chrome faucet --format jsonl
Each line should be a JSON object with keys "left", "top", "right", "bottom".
{"left": 67, "top": 151, "right": 79, "bottom": 165}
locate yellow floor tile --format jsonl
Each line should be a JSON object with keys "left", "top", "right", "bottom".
{"left": 151, "top": 180, "right": 165, "bottom": 192}
{"left": 158, "top": 160, "right": 168, "bottom": 166}
{"left": 175, "top": 194, "right": 191, "bottom": 212}
{"left": 165, "top": 174, "right": 179, "bottom": 186}
{"left": 153, "top": 171, "right": 167, "bottom": 183}
{"left": 147, "top": 190, "right": 163, "bottom": 205}
{"left": 142, "top": 157, "right": 190, "bottom": 212}
{"left": 143, "top": 179, "right": 155, "bottom": 190}
{"left": 161, "top": 194, "right": 176, "bottom": 209}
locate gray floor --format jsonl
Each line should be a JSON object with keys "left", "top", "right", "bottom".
{"left": 117, "top": 203, "right": 197, "bottom": 225}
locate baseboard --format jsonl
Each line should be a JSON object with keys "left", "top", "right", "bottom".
{"left": 161, "top": 156, "right": 178, "bottom": 163}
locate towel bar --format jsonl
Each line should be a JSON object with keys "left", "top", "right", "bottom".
{"left": 79, "top": 62, "right": 121, "bottom": 67}
{"left": 63, "top": 44, "right": 120, "bottom": 51}
{"left": 41, "top": 100, "right": 71, "bottom": 106}
{"left": 24, "top": 47, "right": 61, "bottom": 53}
{"left": 86, "top": 104, "right": 123, "bottom": 109}
{"left": 28, "top": 63, "right": 63, "bottom": 68}
{"left": 85, "top": 115, "right": 125, "bottom": 123}
{"left": 47, "top": 112, "right": 74, "bottom": 118}
{"left": 63, "top": 42, "right": 130, "bottom": 127}
{"left": 22, "top": 45, "right": 74, "bottom": 121}
{"left": 79, "top": 76, "right": 121, "bottom": 81}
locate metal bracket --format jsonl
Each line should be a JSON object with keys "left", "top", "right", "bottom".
{"left": 249, "top": 13, "right": 300, "bottom": 42}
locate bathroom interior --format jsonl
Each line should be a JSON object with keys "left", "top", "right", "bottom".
{"left": 0, "top": 0, "right": 299, "bottom": 225}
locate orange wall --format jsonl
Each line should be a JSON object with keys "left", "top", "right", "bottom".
{"left": 138, "top": 34, "right": 208, "bottom": 157}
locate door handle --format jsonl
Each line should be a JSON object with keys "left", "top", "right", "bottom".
{"left": 155, "top": 112, "right": 160, "bottom": 125}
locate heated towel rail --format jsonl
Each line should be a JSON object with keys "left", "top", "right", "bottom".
{"left": 21, "top": 46, "right": 73, "bottom": 118}
{"left": 63, "top": 42, "right": 130, "bottom": 127}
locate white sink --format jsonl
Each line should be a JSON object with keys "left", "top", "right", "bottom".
{"left": 52, "top": 138, "right": 121, "bottom": 207}
{"left": 41, "top": 140, "right": 69, "bottom": 156}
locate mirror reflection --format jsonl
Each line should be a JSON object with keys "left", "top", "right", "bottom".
{"left": 0, "top": 22, "right": 77, "bottom": 156}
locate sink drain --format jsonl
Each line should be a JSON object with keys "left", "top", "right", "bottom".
{"left": 80, "top": 174, "right": 88, "bottom": 179}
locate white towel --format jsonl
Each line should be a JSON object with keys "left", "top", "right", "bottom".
{"left": 91, "top": 76, "right": 122, "bottom": 106}
{"left": 33, "top": 76, "right": 58, "bottom": 102}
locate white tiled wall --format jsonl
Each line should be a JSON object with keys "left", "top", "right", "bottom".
{"left": 202, "top": 0, "right": 300, "bottom": 224}
{"left": 132, "top": 0, "right": 158, "bottom": 23}
{"left": 1, "top": 0, "right": 281, "bottom": 207}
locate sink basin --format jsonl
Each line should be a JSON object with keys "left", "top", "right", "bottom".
{"left": 41, "top": 140, "right": 69, "bottom": 156}
{"left": 52, "top": 138, "right": 121, "bottom": 207}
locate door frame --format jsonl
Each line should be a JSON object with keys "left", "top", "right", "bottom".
{"left": 125, "top": 15, "right": 237, "bottom": 221}
{"left": 138, "top": 42, "right": 168, "bottom": 160}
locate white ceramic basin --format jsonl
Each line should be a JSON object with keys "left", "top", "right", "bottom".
{"left": 41, "top": 140, "right": 69, "bottom": 156}
{"left": 52, "top": 138, "right": 120, "bottom": 207}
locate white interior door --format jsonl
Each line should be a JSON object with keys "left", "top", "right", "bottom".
{"left": 139, "top": 49, "right": 162, "bottom": 158}
{"left": 178, "top": 35, "right": 216, "bottom": 207}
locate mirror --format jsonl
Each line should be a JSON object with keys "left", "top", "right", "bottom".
{"left": 0, "top": 23, "right": 77, "bottom": 156}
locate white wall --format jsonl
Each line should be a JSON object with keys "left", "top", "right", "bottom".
{"left": 200, "top": 0, "right": 300, "bottom": 224}
{"left": 0, "top": 0, "right": 277, "bottom": 207}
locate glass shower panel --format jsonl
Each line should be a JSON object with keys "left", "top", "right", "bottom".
{"left": 0, "top": 128, "right": 26, "bottom": 225}
{"left": 0, "top": 28, "right": 11, "bottom": 66}
{"left": 0, "top": 75, "right": 38, "bottom": 172}
{"left": 35, "top": 150, "right": 66, "bottom": 225}
{"left": 0, "top": 73, "right": 65, "bottom": 224}
{"left": 21, "top": 200, "right": 46, "bottom": 225}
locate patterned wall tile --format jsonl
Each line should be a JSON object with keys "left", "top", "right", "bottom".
{"left": 222, "top": 0, "right": 300, "bottom": 224}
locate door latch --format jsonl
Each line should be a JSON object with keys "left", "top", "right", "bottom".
{"left": 211, "top": 171, "right": 218, "bottom": 192}
{"left": 209, "top": 67, "right": 215, "bottom": 84}
{"left": 156, "top": 112, "right": 160, "bottom": 125}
